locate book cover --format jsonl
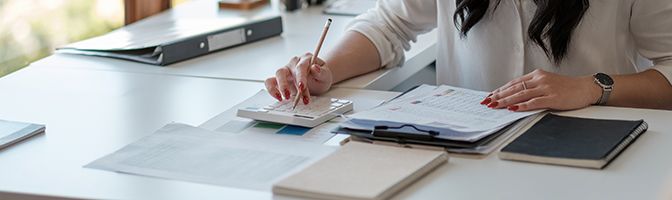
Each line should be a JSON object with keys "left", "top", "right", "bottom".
{"left": 499, "top": 114, "right": 647, "bottom": 169}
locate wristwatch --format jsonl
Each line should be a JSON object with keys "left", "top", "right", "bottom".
{"left": 593, "top": 73, "right": 614, "bottom": 105}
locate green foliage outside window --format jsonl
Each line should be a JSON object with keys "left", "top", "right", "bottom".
{"left": 0, "top": 0, "right": 124, "bottom": 77}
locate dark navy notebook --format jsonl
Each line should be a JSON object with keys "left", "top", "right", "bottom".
{"left": 499, "top": 114, "right": 647, "bottom": 169}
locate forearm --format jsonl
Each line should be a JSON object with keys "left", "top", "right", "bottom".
{"left": 324, "top": 31, "right": 382, "bottom": 83}
{"left": 605, "top": 69, "right": 672, "bottom": 109}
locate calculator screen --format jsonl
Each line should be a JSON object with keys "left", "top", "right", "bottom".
{"left": 0, "top": 121, "right": 31, "bottom": 138}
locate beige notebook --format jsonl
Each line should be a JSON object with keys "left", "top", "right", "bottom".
{"left": 272, "top": 141, "right": 448, "bottom": 200}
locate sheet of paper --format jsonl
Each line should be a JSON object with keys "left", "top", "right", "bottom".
{"left": 350, "top": 85, "right": 543, "bottom": 132}
{"left": 85, "top": 123, "right": 335, "bottom": 190}
{"left": 236, "top": 120, "right": 339, "bottom": 144}
{"left": 385, "top": 84, "right": 437, "bottom": 103}
{"left": 200, "top": 90, "right": 272, "bottom": 131}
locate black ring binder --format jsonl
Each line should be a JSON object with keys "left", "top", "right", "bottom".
{"left": 373, "top": 124, "right": 440, "bottom": 143}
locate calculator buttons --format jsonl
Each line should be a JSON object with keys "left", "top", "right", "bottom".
{"left": 237, "top": 96, "right": 353, "bottom": 127}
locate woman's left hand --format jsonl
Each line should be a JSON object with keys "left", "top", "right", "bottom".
{"left": 481, "top": 69, "right": 602, "bottom": 112}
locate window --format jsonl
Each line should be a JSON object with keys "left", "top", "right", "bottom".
{"left": 0, "top": 0, "right": 192, "bottom": 77}
{"left": 0, "top": 0, "right": 124, "bottom": 77}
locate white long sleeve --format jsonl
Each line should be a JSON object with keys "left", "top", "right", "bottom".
{"left": 346, "top": 0, "right": 437, "bottom": 68}
{"left": 346, "top": 0, "right": 672, "bottom": 91}
{"left": 631, "top": 0, "right": 672, "bottom": 84}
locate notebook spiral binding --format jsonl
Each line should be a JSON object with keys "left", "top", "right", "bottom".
{"left": 604, "top": 121, "right": 648, "bottom": 165}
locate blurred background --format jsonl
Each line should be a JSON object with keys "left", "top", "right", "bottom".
{"left": 0, "top": 0, "right": 186, "bottom": 77}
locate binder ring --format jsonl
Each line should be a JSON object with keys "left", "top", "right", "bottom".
{"left": 373, "top": 124, "right": 440, "bottom": 136}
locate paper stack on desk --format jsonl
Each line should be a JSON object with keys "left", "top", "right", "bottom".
{"left": 340, "top": 84, "right": 543, "bottom": 154}
{"left": 85, "top": 123, "right": 335, "bottom": 190}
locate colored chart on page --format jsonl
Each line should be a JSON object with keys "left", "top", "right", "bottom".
{"left": 277, "top": 125, "right": 311, "bottom": 136}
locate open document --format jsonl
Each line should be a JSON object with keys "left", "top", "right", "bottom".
{"left": 85, "top": 123, "right": 335, "bottom": 190}
{"left": 344, "top": 85, "right": 543, "bottom": 141}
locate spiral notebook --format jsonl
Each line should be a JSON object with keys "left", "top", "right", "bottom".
{"left": 499, "top": 114, "right": 648, "bottom": 169}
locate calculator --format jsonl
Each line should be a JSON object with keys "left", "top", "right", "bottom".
{"left": 237, "top": 96, "right": 353, "bottom": 127}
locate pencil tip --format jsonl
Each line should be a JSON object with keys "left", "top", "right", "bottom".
{"left": 327, "top": 18, "right": 332, "bottom": 22}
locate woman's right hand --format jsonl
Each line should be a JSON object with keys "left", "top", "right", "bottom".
{"left": 265, "top": 52, "right": 333, "bottom": 105}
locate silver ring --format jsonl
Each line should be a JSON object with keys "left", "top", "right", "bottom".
{"left": 522, "top": 81, "right": 528, "bottom": 90}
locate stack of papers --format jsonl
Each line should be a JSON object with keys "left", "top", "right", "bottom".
{"left": 86, "top": 123, "right": 336, "bottom": 190}
{"left": 341, "top": 85, "right": 542, "bottom": 152}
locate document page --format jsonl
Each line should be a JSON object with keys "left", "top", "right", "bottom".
{"left": 86, "top": 123, "right": 335, "bottom": 190}
{"left": 350, "top": 85, "right": 542, "bottom": 132}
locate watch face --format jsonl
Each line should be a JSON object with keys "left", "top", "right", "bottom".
{"left": 595, "top": 73, "right": 614, "bottom": 85}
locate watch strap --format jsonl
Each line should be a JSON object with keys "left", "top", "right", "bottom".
{"left": 596, "top": 86, "right": 611, "bottom": 105}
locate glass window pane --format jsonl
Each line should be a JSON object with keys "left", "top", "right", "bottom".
{"left": 0, "top": 0, "right": 124, "bottom": 77}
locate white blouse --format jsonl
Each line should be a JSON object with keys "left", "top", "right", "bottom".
{"left": 348, "top": 0, "right": 672, "bottom": 92}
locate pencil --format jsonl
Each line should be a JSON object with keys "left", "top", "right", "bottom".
{"left": 292, "top": 18, "right": 332, "bottom": 110}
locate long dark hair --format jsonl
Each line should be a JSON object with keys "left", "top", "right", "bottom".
{"left": 453, "top": 0, "right": 590, "bottom": 63}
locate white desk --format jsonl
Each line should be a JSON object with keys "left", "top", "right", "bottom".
{"left": 0, "top": 67, "right": 267, "bottom": 199}
{"left": 0, "top": 67, "right": 398, "bottom": 199}
{"left": 30, "top": 0, "right": 437, "bottom": 91}
{"left": 1, "top": 66, "right": 672, "bottom": 200}
{"left": 395, "top": 106, "right": 672, "bottom": 200}
{"left": 4, "top": 1, "right": 672, "bottom": 198}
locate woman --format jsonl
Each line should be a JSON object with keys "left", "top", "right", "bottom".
{"left": 265, "top": 0, "right": 672, "bottom": 111}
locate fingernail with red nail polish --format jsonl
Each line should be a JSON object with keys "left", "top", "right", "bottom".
{"left": 303, "top": 96, "right": 309, "bottom": 105}
{"left": 508, "top": 105, "right": 519, "bottom": 111}
{"left": 284, "top": 89, "right": 291, "bottom": 100}
{"left": 480, "top": 98, "right": 492, "bottom": 105}
{"left": 275, "top": 93, "right": 282, "bottom": 101}
{"left": 299, "top": 82, "right": 305, "bottom": 91}
{"left": 487, "top": 101, "right": 499, "bottom": 108}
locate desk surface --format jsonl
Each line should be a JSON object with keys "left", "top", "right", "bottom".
{"left": 0, "top": 67, "right": 267, "bottom": 199}
{"left": 4, "top": 1, "right": 672, "bottom": 199}
{"left": 30, "top": 0, "right": 437, "bottom": 91}
{"left": 1, "top": 67, "right": 672, "bottom": 200}
{"left": 398, "top": 106, "right": 672, "bottom": 200}
{"left": 0, "top": 67, "right": 398, "bottom": 199}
